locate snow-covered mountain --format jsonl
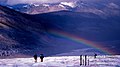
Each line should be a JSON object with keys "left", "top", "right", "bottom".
{"left": 6, "top": 1, "right": 82, "bottom": 14}
{"left": 7, "top": 3, "right": 68, "bottom": 14}
{"left": 9, "top": 1, "right": 77, "bottom": 14}
{"left": 7, "top": 0, "right": 120, "bottom": 17}
{"left": 0, "top": 1, "right": 120, "bottom": 58}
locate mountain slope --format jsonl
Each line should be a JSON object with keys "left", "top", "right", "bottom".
{"left": 32, "top": 11, "right": 120, "bottom": 41}
{"left": 0, "top": 5, "right": 120, "bottom": 58}
{"left": 0, "top": 5, "right": 45, "bottom": 57}
{"left": 31, "top": 10, "right": 120, "bottom": 54}
{"left": 0, "top": 6, "right": 99, "bottom": 58}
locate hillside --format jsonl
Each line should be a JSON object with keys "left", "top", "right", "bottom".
{"left": 30, "top": 10, "right": 120, "bottom": 55}
{"left": 0, "top": 5, "right": 120, "bottom": 58}
{"left": 0, "top": 5, "right": 44, "bottom": 57}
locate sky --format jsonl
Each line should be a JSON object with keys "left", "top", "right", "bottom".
{"left": 5, "top": 0, "right": 77, "bottom": 5}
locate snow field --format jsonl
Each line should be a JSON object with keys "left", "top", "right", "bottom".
{"left": 0, "top": 55, "right": 120, "bottom": 67}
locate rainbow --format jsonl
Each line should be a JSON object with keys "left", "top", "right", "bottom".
{"left": 48, "top": 30, "right": 114, "bottom": 55}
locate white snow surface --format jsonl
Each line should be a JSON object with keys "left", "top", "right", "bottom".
{"left": 60, "top": 2, "right": 76, "bottom": 8}
{"left": 0, "top": 55, "right": 120, "bottom": 67}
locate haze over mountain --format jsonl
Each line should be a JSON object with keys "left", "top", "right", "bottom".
{"left": 0, "top": 0, "right": 120, "bottom": 57}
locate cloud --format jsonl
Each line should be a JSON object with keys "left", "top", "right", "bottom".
{"left": 6, "top": 0, "right": 76, "bottom": 5}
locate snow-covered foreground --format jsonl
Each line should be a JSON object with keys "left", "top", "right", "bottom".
{"left": 0, "top": 55, "right": 120, "bottom": 67}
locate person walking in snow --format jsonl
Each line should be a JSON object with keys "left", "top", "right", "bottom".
{"left": 40, "top": 54, "right": 44, "bottom": 62}
{"left": 94, "top": 53, "right": 97, "bottom": 58}
{"left": 33, "top": 54, "right": 37, "bottom": 63}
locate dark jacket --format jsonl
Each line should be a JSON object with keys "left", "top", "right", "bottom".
{"left": 40, "top": 54, "right": 44, "bottom": 59}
